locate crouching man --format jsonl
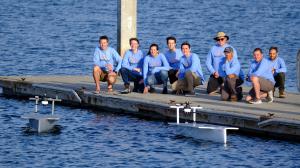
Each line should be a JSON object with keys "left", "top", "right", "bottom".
{"left": 176, "top": 42, "right": 204, "bottom": 95}
{"left": 93, "top": 35, "right": 122, "bottom": 93}
{"left": 246, "top": 48, "right": 275, "bottom": 104}
{"left": 220, "top": 47, "right": 244, "bottom": 101}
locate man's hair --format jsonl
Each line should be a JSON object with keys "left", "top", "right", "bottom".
{"left": 253, "top": 48, "right": 263, "bottom": 54}
{"left": 269, "top": 46, "right": 278, "bottom": 52}
{"left": 99, "top": 35, "right": 109, "bottom": 43}
{"left": 166, "top": 36, "right": 177, "bottom": 44}
{"left": 181, "top": 41, "right": 191, "bottom": 49}
{"left": 129, "top": 37, "right": 139, "bottom": 44}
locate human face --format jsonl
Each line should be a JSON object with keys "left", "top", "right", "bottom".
{"left": 167, "top": 39, "right": 176, "bottom": 51}
{"left": 216, "top": 37, "right": 227, "bottom": 46}
{"left": 269, "top": 49, "right": 277, "bottom": 60}
{"left": 181, "top": 45, "right": 191, "bottom": 56}
{"left": 225, "top": 51, "right": 233, "bottom": 61}
{"left": 99, "top": 39, "right": 108, "bottom": 50}
{"left": 253, "top": 50, "right": 263, "bottom": 62}
{"left": 150, "top": 46, "right": 159, "bottom": 56}
{"left": 130, "top": 40, "right": 139, "bottom": 52}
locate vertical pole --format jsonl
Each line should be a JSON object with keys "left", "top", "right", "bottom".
{"left": 35, "top": 98, "right": 38, "bottom": 113}
{"left": 176, "top": 108, "right": 180, "bottom": 124}
{"left": 297, "top": 50, "right": 300, "bottom": 92}
{"left": 117, "top": 0, "right": 137, "bottom": 57}
{"left": 52, "top": 100, "right": 55, "bottom": 115}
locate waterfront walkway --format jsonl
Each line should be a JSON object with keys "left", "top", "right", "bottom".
{"left": 0, "top": 75, "right": 300, "bottom": 140}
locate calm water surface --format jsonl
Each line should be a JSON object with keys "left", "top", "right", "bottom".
{"left": 0, "top": 0, "right": 300, "bottom": 167}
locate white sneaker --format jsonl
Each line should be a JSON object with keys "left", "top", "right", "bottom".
{"left": 249, "top": 99, "right": 262, "bottom": 104}
{"left": 266, "top": 90, "right": 274, "bottom": 103}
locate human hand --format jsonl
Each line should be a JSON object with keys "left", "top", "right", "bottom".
{"left": 214, "top": 72, "right": 219, "bottom": 78}
{"left": 106, "top": 64, "right": 113, "bottom": 72}
{"left": 133, "top": 68, "right": 141, "bottom": 73}
{"left": 143, "top": 86, "right": 149, "bottom": 94}
{"left": 228, "top": 74, "right": 236, "bottom": 79}
{"left": 175, "top": 71, "right": 179, "bottom": 78}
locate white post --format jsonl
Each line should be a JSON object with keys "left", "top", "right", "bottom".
{"left": 170, "top": 106, "right": 184, "bottom": 124}
{"left": 297, "top": 50, "right": 300, "bottom": 92}
{"left": 117, "top": 0, "right": 137, "bottom": 57}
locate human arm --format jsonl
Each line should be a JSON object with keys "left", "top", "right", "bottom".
{"left": 121, "top": 51, "right": 134, "bottom": 71}
{"left": 206, "top": 50, "right": 216, "bottom": 75}
{"left": 112, "top": 49, "right": 122, "bottom": 72}
{"left": 93, "top": 48, "right": 106, "bottom": 68}
{"left": 152, "top": 54, "right": 170, "bottom": 72}
{"left": 143, "top": 57, "right": 149, "bottom": 86}
{"left": 225, "top": 59, "right": 240, "bottom": 76}
{"left": 275, "top": 58, "right": 287, "bottom": 73}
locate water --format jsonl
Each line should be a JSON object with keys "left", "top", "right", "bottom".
{"left": 0, "top": 0, "right": 300, "bottom": 167}
{"left": 0, "top": 96, "right": 299, "bottom": 167}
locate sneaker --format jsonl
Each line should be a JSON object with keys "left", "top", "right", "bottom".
{"left": 120, "top": 88, "right": 131, "bottom": 94}
{"left": 266, "top": 90, "right": 274, "bottom": 103}
{"left": 279, "top": 90, "right": 286, "bottom": 98}
{"left": 249, "top": 98, "right": 262, "bottom": 104}
{"left": 162, "top": 87, "right": 168, "bottom": 94}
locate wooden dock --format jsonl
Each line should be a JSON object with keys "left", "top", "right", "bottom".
{"left": 0, "top": 75, "right": 300, "bottom": 140}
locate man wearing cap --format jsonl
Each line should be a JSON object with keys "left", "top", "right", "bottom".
{"left": 206, "top": 32, "right": 238, "bottom": 95}
{"left": 246, "top": 48, "right": 275, "bottom": 104}
{"left": 93, "top": 35, "right": 122, "bottom": 93}
{"left": 220, "top": 47, "right": 244, "bottom": 101}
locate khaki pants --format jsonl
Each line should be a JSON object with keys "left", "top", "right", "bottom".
{"left": 175, "top": 71, "right": 201, "bottom": 92}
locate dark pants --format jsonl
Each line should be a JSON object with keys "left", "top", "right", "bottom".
{"left": 120, "top": 67, "right": 144, "bottom": 92}
{"left": 147, "top": 70, "right": 168, "bottom": 89}
{"left": 207, "top": 75, "right": 224, "bottom": 94}
{"left": 221, "top": 76, "right": 244, "bottom": 100}
{"left": 168, "top": 69, "right": 178, "bottom": 84}
{"left": 176, "top": 71, "right": 201, "bottom": 92}
{"left": 274, "top": 72, "right": 285, "bottom": 91}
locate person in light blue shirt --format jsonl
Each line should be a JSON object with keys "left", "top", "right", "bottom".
{"left": 268, "top": 46, "right": 287, "bottom": 98}
{"left": 206, "top": 32, "right": 238, "bottom": 95}
{"left": 164, "top": 36, "right": 183, "bottom": 91}
{"left": 220, "top": 47, "right": 244, "bottom": 101}
{"left": 175, "top": 42, "right": 204, "bottom": 95}
{"left": 245, "top": 48, "right": 275, "bottom": 104}
{"left": 120, "top": 38, "right": 144, "bottom": 93}
{"left": 143, "top": 43, "right": 170, "bottom": 94}
{"left": 93, "top": 35, "right": 122, "bottom": 93}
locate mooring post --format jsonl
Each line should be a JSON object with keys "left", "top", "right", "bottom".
{"left": 117, "top": 0, "right": 137, "bottom": 57}
{"left": 297, "top": 50, "right": 300, "bottom": 92}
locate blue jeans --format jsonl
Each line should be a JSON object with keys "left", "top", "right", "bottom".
{"left": 147, "top": 70, "right": 168, "bottom": 89}
{"left": 120, "top": 67, "right": 143, "bottom": 91}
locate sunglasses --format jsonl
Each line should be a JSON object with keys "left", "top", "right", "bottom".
{"left": 216, "top": 38, "right": 226, "bottom": 41}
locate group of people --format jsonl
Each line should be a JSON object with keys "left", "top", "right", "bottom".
{"left": 92, "top": 32, "right": 287, "bottom": 104}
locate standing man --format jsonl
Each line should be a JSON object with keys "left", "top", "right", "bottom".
{"left": 220, "top": 47, "right": 244, "bottom": 101}
{"left": 268, "top": 46, "right": 287, "bottom": 98}
{"left": 206, "top": 32, "right": 238, "bottom": 95}
{"left": 93, "top": 35, "right": 122, "bottom": 93}
{"left": 120, "top": 38, "right": 144, "bottom": 93}
{"left": 164, "top": 36, "right": 183, "bottom": 91}
{"left": 176, "top": 42, "right": 204, "bottom": 95}
{"left": 143, "top": 44, "right": 170, "bottom": 94}
{"left": 246, "top": 48, "right": 275, "bottom": 104}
